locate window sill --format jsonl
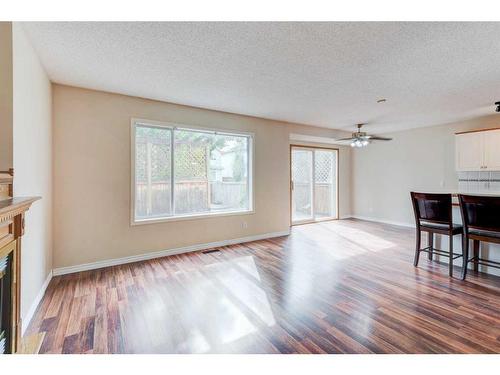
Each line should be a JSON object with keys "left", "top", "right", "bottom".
{"left": 131, "top": 209, "right": 255, "bottom": 226}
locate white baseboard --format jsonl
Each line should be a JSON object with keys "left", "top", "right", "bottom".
{"left": 22, "top": 270, "right": 53, "bottom": 336}
{"left": 53, "top": 230, "right": 291, "bottom": 276}
{"left": 349, "top": 215, "right": 415, "bottom": 228}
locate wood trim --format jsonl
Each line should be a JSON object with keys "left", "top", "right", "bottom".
{"left": 0, "top": 197, "right": 40, "bottom": 224}
{"left": 455, "top": 127, "right": 500, "bottom": 135}
{"left": 0, "top": 240, "right": 17, "bottom": 353}
{"left": 0, "top": 239, "right": 15, "bottom": 260}
{"left": 0, "top": 176, "right": 13, "bottom": 184}
{"left": 0, "top": 196, "right": 39, "bottom": 353}
{"left": 12, "top": 239, "right": 18, "bottom": 352}
{"left": 0, "top": 168, "right": 14, "bottom": 198}
{"left": 0, "top": 222, "right": 14, "bottom": 250}
{"left": 18, "top": 333, "right": 45, "bottom": 354}
{"left": 289, "top": 144, "right": 340, "bottom": 226}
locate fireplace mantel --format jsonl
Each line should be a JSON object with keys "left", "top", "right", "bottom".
{"left": 0, "top": 197, "right": 40, "bottom": 248}
{"left": 0, "top": 195, "right": 39, "bottom": 353}
{"left": 0, "top": 197, "right": 40, "bottom": 221}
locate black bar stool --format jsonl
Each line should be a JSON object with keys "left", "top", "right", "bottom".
{"left": 410, "top": 192, "right": 463, "bottom": 277}
{"left": 458, "top": 194, "right": 500, "bottom": 280}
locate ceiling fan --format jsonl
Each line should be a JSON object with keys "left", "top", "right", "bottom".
{"left": 335, "top": 124, "right": 392, "bottom": 148}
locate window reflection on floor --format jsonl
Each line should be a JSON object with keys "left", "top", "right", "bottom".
{"left": 293, "top": 220, "right": 396, "bottom": 259}
{"left": 132, "top": 255, "right": 276, "bottom": 353}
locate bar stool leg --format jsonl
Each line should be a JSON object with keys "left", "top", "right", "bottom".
{"left": 461, "top": 235, "right": 468, "bottom": 280}
{"left": 413, "top": 229, "right": 421, "bottom": 267}
{"left": 448, "top": 234, "right": 453, "bottom": 277}
{"left": 473, "top": 240, "right": 480, "bottom": 272}
{"left": 428, "top": 232, "right": 433, "bottom": 261}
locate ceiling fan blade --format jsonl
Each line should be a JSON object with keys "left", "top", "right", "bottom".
{"left": 333, "top": 137, "right": 355, "bottom": 142}
{"left": 369, "top": 136, "right": 392, "bottom": 141}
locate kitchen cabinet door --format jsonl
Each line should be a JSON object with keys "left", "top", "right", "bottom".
{"left": 455, "top": 132, "right": 483, "bottom": 171}
{"left": 483, "top": 129, "right": 500, "bottom": 171}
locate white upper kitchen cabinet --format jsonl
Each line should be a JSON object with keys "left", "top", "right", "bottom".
{"left": 455, "top": 129, "right": 500, "bottom": 171}
{"left": 483, "top": 129, "right": 500, "bottom": 170}
{"left": 455, "top": 132, "right": 483, "bottom": 171}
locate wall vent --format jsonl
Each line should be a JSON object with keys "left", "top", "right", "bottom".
{"left": 202, "top": 249, "right": 221, "bottom": 254}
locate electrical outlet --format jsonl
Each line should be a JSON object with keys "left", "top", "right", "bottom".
{"left": 241, "top": 221, "right": 248, "bottom": 229}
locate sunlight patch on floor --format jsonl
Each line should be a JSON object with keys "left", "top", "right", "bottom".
{"left": 292, "top": 220, "right": 397, "bottom": 260}
{"left": 214, "top": 256, "right": 276, "bottom": 327}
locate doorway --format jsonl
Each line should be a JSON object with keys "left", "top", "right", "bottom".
{"left": 290, "top": 145, "right": 338, "bottom": 225}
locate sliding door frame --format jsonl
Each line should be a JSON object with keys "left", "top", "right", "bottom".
{"left": 289, "top": 144, "right": 339, "bottom": 226}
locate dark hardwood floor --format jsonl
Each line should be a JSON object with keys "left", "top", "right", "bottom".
{"left": 26, "top": 219, "right": 500, "bottom": 353}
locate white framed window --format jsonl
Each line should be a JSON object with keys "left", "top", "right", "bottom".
{"left": 131, "top": 118, "right": 254, "bottom": 224}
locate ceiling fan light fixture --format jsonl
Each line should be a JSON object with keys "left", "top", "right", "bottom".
{"left": 337, "top": 124, "right": 391, "bottom": 147}
{"left": 350, "top": 139, "right": 369, "bottom": 148}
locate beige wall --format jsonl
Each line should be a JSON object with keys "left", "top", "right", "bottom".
{"left": 53, "top": 84, "right": 351, "bottom": 269}
{"left": 12, "top": 24, "right": 53, "bottom": 325}
{"left": 0, "top": 22, "right": 13, "bottom": 171}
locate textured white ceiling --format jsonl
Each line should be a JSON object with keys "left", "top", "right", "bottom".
{"left": 22, "top": 22, "right": 500, "bottom": 133}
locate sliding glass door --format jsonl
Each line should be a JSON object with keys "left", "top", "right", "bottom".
{"left": 291, "top": 148, "right": 314, "bottom": 223}
{"left": 291, "top": 146, "right": 338, "bottom": 225}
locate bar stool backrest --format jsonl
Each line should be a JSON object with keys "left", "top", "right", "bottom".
{"left": 410, "top": 192, "right": 453, "bottom": 226}
{"left": 458, "top": 194, "right": 500, "bottom": 232}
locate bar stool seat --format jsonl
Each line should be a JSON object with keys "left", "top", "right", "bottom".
{"left": 467, "top": 229, "right": 500, "bottom": 240}
{"left": 420, "top": 221, "right": 463, "bottom": 234}
{"left": 410, "top": 192, "right": 464, "bottom": 277}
